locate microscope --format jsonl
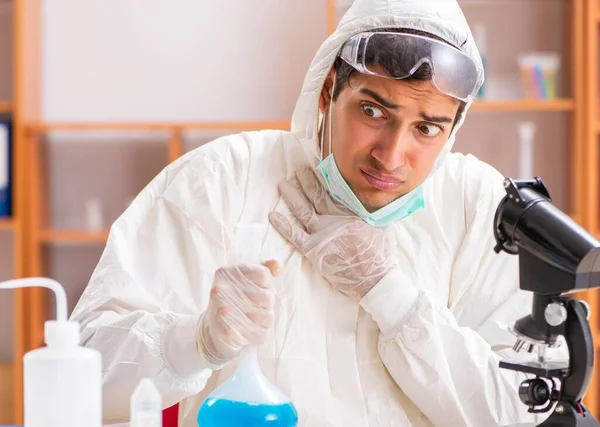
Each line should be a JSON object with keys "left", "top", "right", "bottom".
{"left": 493, "top": 177, "right": 600, "bottom": 426}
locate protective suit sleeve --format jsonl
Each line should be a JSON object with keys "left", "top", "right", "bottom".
{"left": 69, "top": 136, "right": 250, "bottom": 422}
{"left": 359, "top": 163, "right": 565, "bottom": 427}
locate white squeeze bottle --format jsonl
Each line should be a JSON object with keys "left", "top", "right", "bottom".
{"left": 0, "top": 277, "right": 102, "bottom": 427}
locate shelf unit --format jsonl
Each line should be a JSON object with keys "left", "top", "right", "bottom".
{"left": 470, "top": 99, "right": 575, "bottom": 111}
{"left": 7, "top": 0, "right": 599, "bottom": 423}
{"left": 0, "top": 0, "right": 29, "bottom": 423}
{"left": 584, "top": 0, "right": 600, "bottom": 415}
{"left": 8, "top": 0, "right": 41, "bottom": 423}
{"left": 39, "top": 229, "right": 109, "bottom": 244}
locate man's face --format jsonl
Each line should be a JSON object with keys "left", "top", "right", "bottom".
{"left": 320, "top": 70, "right": 460, "bottom": 212}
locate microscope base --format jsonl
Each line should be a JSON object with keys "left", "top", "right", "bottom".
{"left": 537, "top": 402, "right": 599, "bottom": 427}
{"left": 503, "top": 403, "right": 599, "bottom": 427}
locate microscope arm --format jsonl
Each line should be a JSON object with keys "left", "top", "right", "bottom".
{"left": 559, "top": 298, "right": 594, "bottom": 405}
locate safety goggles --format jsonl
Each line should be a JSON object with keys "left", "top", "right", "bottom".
{"left": 339, "top": 32, "right": 484, "bottom": 102}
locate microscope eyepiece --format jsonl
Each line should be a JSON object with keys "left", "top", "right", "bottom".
{"left": 494, "top": 178, "right": 600, "bottom": 295}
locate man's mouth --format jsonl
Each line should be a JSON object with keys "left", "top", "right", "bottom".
{"left": 360, "top": 168, "right": 404, "bottom": 191}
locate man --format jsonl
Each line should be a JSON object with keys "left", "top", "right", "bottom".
{"left": 70, "top": 0, "right": 562, "bottom": 426}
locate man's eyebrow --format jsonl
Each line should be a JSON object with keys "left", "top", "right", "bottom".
{"left": 359, "top": 88, "right": 399, "bottom": 109}
{"left": 360, "top": 88, "right": 454, "bottom": 123}
{"left": 420, "top": 112, "right": 453, "bottom": 124}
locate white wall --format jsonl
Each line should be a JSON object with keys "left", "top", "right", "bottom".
{"left": 42, "top": 0, "right": 328, "bottom": 122}
{"left": 38, "top": 1, "right": 330, "bottom": 319}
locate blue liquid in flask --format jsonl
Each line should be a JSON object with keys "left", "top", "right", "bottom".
{"left": 198, "top": 398, "right": 298, "bottom": 426}
{"left": 197, "top": 346, "right": 298, "bottom": 427}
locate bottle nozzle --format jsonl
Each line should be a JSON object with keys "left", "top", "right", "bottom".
{"left": 0, "top": 278, "right": 76, "bottom": 345}
{"left": 0, "top": 277, "right": 68, "bottom": 322}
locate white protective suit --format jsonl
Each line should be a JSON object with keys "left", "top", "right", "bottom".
{"left": 70, "top": 0, "right": 565, "bottom": 426}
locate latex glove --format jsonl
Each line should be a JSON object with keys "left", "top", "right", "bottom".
{"left": 197, "top": 260, "right": 282, "bottom": 367}
{"left": 269, "top": 167, "right": 398, "bottom": 302}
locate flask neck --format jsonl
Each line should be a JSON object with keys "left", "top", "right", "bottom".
{"left": 236, "top": 345, "right": 261, "bottom": 376}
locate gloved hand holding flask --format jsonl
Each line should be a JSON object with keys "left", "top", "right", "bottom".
{"left": 196, "top": 260, "right": 281, "bottom": 368}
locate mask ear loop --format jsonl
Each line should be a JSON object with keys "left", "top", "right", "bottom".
{"left": 319, "top": 110, "right": 325, "bottom": 160}
{"left": 328, "top": 74, "right": 335, "bottom": 159}
{"left": 321, "top": 73, "right": 336, "bottom": 160}
{"left": 318, "top": 72, "right": 337, "bottom": 160}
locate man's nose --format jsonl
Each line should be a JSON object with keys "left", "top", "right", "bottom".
{"left": 370, "top": 130, "right": 409, "bottom": 172}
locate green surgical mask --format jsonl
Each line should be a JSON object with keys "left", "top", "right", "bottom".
{"left": 316, "top": 153, "right": 425, "bottom": 228}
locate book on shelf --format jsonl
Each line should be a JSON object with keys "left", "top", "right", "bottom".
{"left": 0, "top": 120, "right": 11, "bottom": 218}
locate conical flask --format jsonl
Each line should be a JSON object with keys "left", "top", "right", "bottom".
{"left": 197, "top": 225, "right": 299, "bottom": 427}
{"left": 197, "top": 344, "right": 298, "bottom": 426}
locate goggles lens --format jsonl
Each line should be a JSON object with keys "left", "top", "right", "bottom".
{"left": 339, "top": 32, "right": 483, "bottom": 102}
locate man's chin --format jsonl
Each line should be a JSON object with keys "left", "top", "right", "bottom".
{"left": 353, "top": 184, "right": 413, "bottom": 213}
{"left": 357, "top": 193, "right": 406, "bottom": 213}
{"left": 360, "top": 196, "right": 399, "bottom": 213}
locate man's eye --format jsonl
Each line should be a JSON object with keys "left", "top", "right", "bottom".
{"left": 418, "top": 123, "right": 442, "bottom": 137}
{"left": 361, "top": 103, "right": 385, "bottom": 119}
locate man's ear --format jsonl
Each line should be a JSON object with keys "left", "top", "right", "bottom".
{"left": 319, "top": 68, "right": 336, "bottom": 112}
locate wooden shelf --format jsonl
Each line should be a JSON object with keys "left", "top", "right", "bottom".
{"left": 0, "top": 100, "right": 11, "bottom": 114}
{"left": 36, "top": 213, "right": 582, "bottom": 242}
{"left": 40, "top": 229, "right": 109, "bottom": 243}
{"left": 0, "top": 218, "right": 15, "bottom": 231}
{"left": 470, "top": 99, "right": 574, "bottom": 112}
{"left": 28, "top": 120, "right": 291, "bottom": 132}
